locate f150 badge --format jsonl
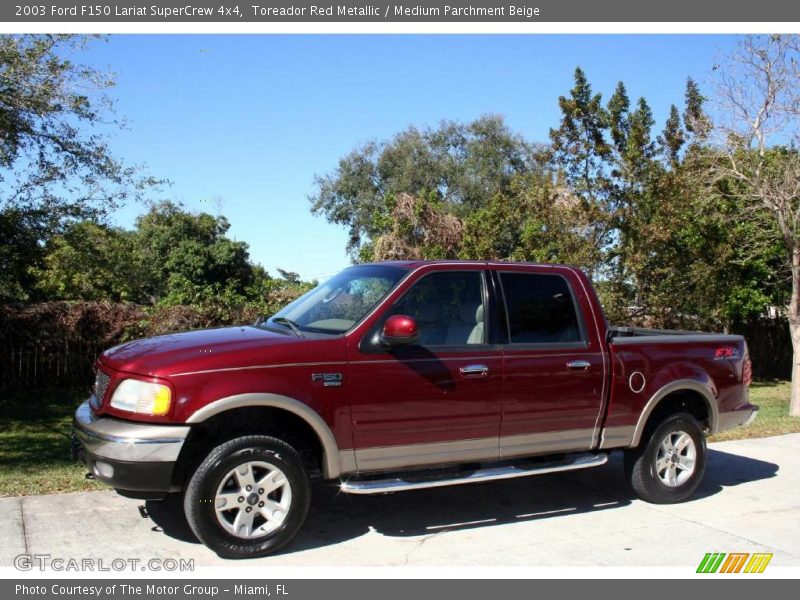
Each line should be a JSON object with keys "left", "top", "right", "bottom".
{"left": 311, "top": 372, "right": 343, "bottom": 387}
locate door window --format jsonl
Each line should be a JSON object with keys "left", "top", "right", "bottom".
{"left": 390, "top": 271, "right": 487, "bottom": 346}
{"left": 499, "top": 272, "right": 584, "bottom": 344}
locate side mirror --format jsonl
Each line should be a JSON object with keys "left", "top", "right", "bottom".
{"left": 380, "top": 315, "right": 419, "bottom": 347}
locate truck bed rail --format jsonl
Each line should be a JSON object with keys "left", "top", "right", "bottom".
{"left": 608, "top": 326, "right": 743, "bottom": 345}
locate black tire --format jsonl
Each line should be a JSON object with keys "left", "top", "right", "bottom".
{"left": 183, "top": 435, "right": 311, "bottom": 559}
{"left": 624, "top": 412, "right": 707, "bottom": 504}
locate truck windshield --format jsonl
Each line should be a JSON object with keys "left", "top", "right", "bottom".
{"left": 261, "top": 265, "right": 408, "bottom": 335}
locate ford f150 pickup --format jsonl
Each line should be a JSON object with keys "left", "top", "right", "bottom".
{"left": 73, "top": 261, "right": 758, "bottom": 558}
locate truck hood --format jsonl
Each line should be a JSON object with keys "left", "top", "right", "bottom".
{"left": 99, "top": 326, "right": 307, "bottom": 377}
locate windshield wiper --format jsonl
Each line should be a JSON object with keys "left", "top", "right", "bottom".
{"left": 271, "top": 317, "right": 305, "bottom": 338}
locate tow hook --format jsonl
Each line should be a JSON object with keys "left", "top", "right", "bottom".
{"left": 85, "top": 472, "right": 95, "bottom": 480}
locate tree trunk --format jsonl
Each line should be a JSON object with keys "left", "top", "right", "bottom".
{"left": 790, "top": 251, "right": 800, "bottom": 417}
{"left": 791, "top": 322, "right": 800, "bottom": 417}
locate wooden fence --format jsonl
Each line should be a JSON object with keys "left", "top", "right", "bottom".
{"left": 0, "top": 340, "right": 102, "bottom": 391}
{"left": 734, "top": 317, "right": 792, "bottom": 381}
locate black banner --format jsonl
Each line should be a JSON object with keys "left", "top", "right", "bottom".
{"left": 3, "top": 0, "right": 800, "bottom": 22}
{"left": 3, "top": 579, "right": 798, "bottom": 600}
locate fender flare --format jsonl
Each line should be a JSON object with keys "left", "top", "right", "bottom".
{"left": 186, "top": 393, "right": 349, "bottom": 479}
{"left": 631, "top": 379, "right": 719, "bottom": 447}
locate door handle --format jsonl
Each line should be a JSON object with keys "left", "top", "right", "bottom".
{"left": 566, "top": 360, "right": 591, "bottom": 371}
{"left": 460, "top": 364, "right": 489, "bottom": 378}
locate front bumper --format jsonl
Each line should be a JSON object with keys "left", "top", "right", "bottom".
{"left": 72, "top": 399, "right": 190, "bottom": 495}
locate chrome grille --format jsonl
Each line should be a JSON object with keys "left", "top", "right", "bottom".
{"left": 94, "top": 370, "right": 111, "bottom": 403}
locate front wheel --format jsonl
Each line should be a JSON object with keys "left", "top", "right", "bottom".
{"left": 183, "top": 435, "right": 311, "bottom": 558}
{"left": 624, "top": 412, "right": 706, "bottom": 504}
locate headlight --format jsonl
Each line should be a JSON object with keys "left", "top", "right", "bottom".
{"left": 110, "top": 379, "right": 171, "bottom": 416}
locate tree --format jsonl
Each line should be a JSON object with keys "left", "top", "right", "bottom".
{"left": 133, "top": 201, "right": 255, "bottom": 305}
{"left": 276, "top": 269, "right": 301, "bottom": 284}
{"left": 0, "top": 34, "right": 161, "bottom": 299}
{"left": 372, "top": 192, "right": 463, "bottom": 260}
{"left": 24, "top": 202, "right": 317, "bottom": 319}
{"left": 607, "top": 94, "right": 659, "bottom": 312}
{"left": 546, "top": 69, "right": 783, "bottom": 330}
{"left": 660, "top": 105, "right": 685, "bottom": 166}
{"left": 710, "top": 35, "right": 800, "bottom": 415}
{"left": 0, "top": 207, "right": 43, "bottom": 300}
{"left": 460, "top": 171, "right": 602, "bottom": 270}
{"left": 549, "top": 68, "right": 613, "bottom": 278}
{"left": 684, "top": 77, "right": 710, "bottom": 138}
{"left": 309, "top": 115, "right": 538, "bottom": 259}
{"left": 30, "top": 221, "right": 142, "bottom": 302}
{"left": 548, "top": 69, "right": 665, "bottom": 315}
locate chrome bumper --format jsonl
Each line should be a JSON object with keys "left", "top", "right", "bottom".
{"left": 73, "top": 399, "right": 190, "bottom": 463}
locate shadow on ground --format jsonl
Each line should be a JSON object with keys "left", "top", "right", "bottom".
{"left": 144, "top": 448, "right": 778, "bottom": 556}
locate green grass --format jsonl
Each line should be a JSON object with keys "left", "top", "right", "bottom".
{"left": 0, "top": 381, "right": 797, "bottom": 497}
{"left": 0, "top": 388, "right": 103, "bottom": 497}
{"left": 710, "top": 380, "right": 800, "bottom": 442}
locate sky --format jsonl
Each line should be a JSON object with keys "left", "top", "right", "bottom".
{"left": 81, "top": 34, "right": 740, "bottom": 281}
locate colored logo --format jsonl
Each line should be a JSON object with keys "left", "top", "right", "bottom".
{"left": 697, "top": 552, "right": 772, "bottom": 573}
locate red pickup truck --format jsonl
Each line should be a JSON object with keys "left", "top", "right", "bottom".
{"left": 73, "top": 261, "right": 757, "bottom": 558}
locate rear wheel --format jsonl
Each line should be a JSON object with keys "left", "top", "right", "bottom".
{"left": 183, "top": 435, "right": 310, "bottom": 558}
{"left": 624, "top": 412, "right": 706, "bottom": 504}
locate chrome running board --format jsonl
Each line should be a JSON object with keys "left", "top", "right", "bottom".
{"left": 340, "top": 452, "right": 608, "bottom": 495}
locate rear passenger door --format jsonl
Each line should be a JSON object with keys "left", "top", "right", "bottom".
{"left": 348, "top": 268, "right": 503, "bottom": 471}
{"left": 497, "top": 267, "right": 606, "bottom": 458}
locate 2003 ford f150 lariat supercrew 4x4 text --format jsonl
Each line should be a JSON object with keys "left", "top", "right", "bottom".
{"left": 73, "top": 261, "right": 758, "bottom": 558}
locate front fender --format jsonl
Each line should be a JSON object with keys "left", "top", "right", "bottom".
{"left": 186, "top": 392, "right": 353, "bottom": 479}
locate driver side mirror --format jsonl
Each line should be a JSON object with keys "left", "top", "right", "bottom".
{"left": 380, "top": 314, "right": 419, "bottom": 347}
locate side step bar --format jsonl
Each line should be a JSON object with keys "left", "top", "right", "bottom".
{"left": 340, "top": 452, "right": 608, "bottom": 495}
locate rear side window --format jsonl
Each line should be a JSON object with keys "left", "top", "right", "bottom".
{"left": 499, "top": 272, "right": 584, "bottom": 344}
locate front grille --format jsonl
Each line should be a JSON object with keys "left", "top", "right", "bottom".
{"left": 94, "top": 370, "right": 111, "bottom": 403}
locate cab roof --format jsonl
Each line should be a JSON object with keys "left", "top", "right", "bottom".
{"left": 361, "top": 259, "right": 582, "bottom": 270}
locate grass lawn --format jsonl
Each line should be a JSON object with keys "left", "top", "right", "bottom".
{"left": 0, "top": 388, "right": 103, "bottom": 497}
{"left": 710, "top": 380, "right": 800, "bottom": 441}
{"left": 0, "top": 381, "right": 797, "bottom": 497}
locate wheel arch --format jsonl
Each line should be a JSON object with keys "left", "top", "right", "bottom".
{"left": 185, "top": 393, "right": 347, "bottom": 479}
{"left": 631, "top": 380, "right": 719, "bottom": 447}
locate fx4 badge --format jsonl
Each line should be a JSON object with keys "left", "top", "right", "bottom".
{"left": 311, "top": 372, "right": 343, "bottom": 387}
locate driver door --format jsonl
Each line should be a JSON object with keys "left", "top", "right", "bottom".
{"left": 347, "top": 268, "right": 503, "bottom": 472}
